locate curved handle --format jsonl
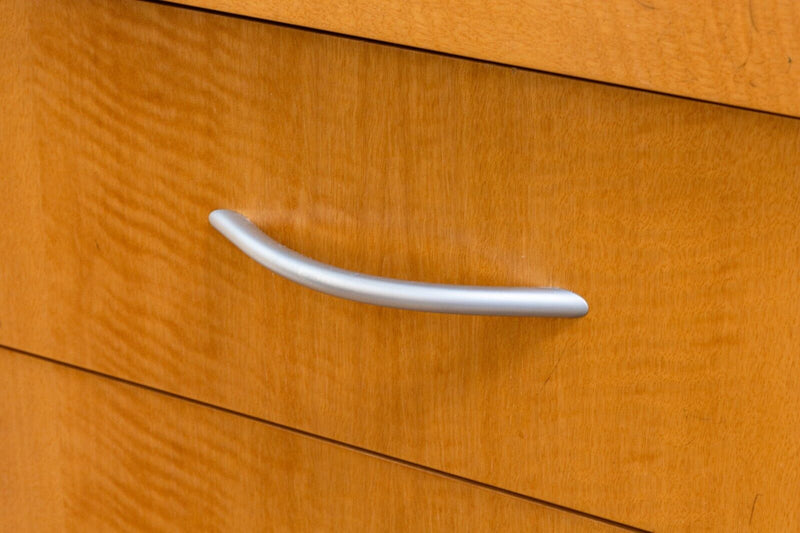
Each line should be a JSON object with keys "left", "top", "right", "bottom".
{"left": 209, "top": 209, "right": 588, "bottom": 317}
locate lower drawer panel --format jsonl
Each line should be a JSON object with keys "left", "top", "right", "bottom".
{"left": 0, "top": 347, "right": 621, "bottom": 532}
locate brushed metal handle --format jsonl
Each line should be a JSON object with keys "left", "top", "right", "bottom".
{"left": 209, "top": 209, "right": 588, "bottom": 317}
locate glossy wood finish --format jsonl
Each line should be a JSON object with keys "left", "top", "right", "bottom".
{"left": 175, "top": 0, "right": 800, "bottom": 117}
{"left": 0, "top": 348, "right": 624, "bottom": 532}
{"left": 1, "top": 0, "right": 800, "bottom": 530}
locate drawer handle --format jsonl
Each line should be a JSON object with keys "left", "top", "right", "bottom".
{"left": 209, "top": 209, "right": 588, "bottom": 317}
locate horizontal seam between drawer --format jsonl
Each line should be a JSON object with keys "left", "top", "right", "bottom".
{"left": 0, "top": 342, "right": 650, "bottom": 532}
{"left": 144, "top": 0, "right": 800, "bottom": 121}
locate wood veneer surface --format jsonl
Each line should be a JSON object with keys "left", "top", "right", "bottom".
{"left": 1, "top": 0, "right": 799, "bottom": 530}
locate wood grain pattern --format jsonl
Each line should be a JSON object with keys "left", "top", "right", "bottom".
{"left": 2, "top": 0, "right": 800, "bottom": 530}
{"left": 0, "top": 348, "right": 624, "bottom": 532}
{"left": 173, "top": 0, "right": 800, "bottom": 117}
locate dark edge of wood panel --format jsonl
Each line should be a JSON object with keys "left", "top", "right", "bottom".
{"left": 143, "top": 0, "right": 800, "bottom": 122}
{"left": 0, "top": 342, "right": 650, "bottom": 533}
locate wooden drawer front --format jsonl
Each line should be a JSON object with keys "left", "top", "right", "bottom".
{"left": 2, "top": 0, "right": 799, "bottom": 530}
{"left": 1, "top": 348, "right": 621, "bottom": 532}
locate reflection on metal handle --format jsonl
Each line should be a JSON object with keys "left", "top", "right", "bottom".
{"left": 209, "top": 209, "right": 588, "bottom": 317}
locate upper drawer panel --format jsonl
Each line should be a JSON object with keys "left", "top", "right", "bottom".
{"left": 2, "top": 0, "right": 799, "bottom": 531}
{"left": 176, "top": 0, "right": 800, "bottom": 117}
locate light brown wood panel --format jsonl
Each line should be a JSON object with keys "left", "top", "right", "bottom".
{"left": 1, "top": 0, "right": 800, "bottom": 530}
{"left": 174, "top": 0, "right": 800, "bottom": 117}
{"left": 0, "top": 348, "right": 624, "bottom": 532}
